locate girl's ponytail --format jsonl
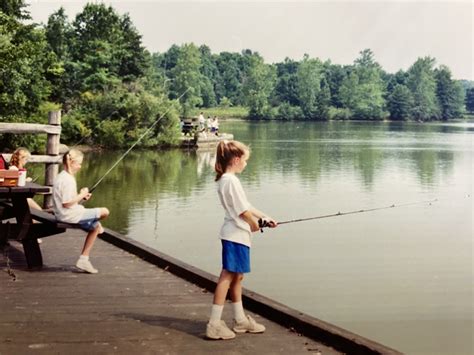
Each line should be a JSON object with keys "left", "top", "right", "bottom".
{"left": 63, "top": 149, "right": 84, "bottom": 171}
{"left": 214, "top": 140, "right": 249, "bottom": 181}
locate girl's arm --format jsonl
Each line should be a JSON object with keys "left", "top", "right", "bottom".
{"left": 62, "top": 188, "right": 91, "bottom": 208}
{"left": 240, "top": 210, "right": 260, "bottom": 232}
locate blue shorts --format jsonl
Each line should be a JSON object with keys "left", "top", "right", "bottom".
{"left": 222, "top": 240, "right": 250, "bottom": 273}
{"left": 78, "top": 208, "right": 101, "bottom": 232}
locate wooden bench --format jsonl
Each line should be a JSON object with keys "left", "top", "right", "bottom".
{"left": 1, "top": 201, "right": 82, "bottom": 268}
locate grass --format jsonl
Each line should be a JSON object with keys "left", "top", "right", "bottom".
{"left": 190, "top": 106, "right": 249, "bottom": 119}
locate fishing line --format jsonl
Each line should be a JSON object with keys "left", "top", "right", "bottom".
{"left": 277, "top": 198, "right": 439, "bottom": 225}
{"left": 89, "top": 87, "right": 191, "bottom": 193}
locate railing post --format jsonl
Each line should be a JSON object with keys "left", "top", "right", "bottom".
{"left": 44, "top": 110, "right": 61, "bottom": 208}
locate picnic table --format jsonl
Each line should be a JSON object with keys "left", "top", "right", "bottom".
{"left": 0, "top": 182, "right": 74, "bottom": 268}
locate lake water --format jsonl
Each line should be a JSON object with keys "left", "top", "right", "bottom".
{"left": 75, "top": 120, "right": 472, "bottom": 355}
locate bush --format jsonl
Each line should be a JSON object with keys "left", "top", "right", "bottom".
{"left": 61, "top": 111, "right": 92, "bottom": 144}
{"left": 276, "top": 103, "right": 304, "bottom": 120}
{"left": 219, "top": 96, "right": 232, "bottom": 108}
{"left": 98, "top": 119, "right": 126, "bottom": 147}
{"left": 328, "top": 107, "right": 352, "bottom": 120}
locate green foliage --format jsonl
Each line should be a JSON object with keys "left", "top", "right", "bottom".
{"left": 61, "top": 110, "right": 92, "bottom": 143}
{"left": 215, "top": 52, "right": 244, "bottom": 105}
{"left": 339, "top": 49, "right": 387, "bottom": 120}
{"left": 387, "top": 84, "right": 413, "bottom": 120}
{"left": 190, "top": 106, "right": 248, "bottom": 119}
{"left": 0, "top": 12, "right": 56, "bottom": 117}
{"left": 328, "top": 107, "right": 352, "bottom": 120}
{"left": 170, "top": 43, "right": 203, "bottom": 117}
{"left": 465, "top": 88, "right": 474, "bottom": 114}
{"left": 274, "top": 58, "right": 299, "bottom": 106}
{"left": 219, "top": 96, "right": 232, "bottom": 108}
{"left": 1, "top": 0, "right": 30, "bottom": 20}
{"left": 242, "top": 54, "right": 276, "bottom": 118}
{"left": 276, "top": 102, "right": 304, "bottom": 120}
{"left": 98, "top": 119, "right": 126, "bottom": 147}
{"left": 297, "top": 55, "right": 325, "bottom": 119}
{"left": 407, "top": 57, "right": 440, "bottom": 120}
{"left": 435, "top": 66, "right": 465, "bottom": 119}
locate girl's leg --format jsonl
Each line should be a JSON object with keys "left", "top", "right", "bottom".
{"left": 213, "top": 269, "right": 235, "bottom": 305}
{"left": 93, "top": 208, "right": 110, "bottom": 234}
{"left": 228, "top": 273, "right": 266, "bottom": 333}
{"left": 229, "top": 273, "right": 247, "bottom": 322}
{"left": 229, "top": 273, "right": 244, "bottom": 302}
{"left": 207, "top": 269, "right": 236, "bottom": 339}
{"left": 81, "top": 224, "right": 100, "bottom": 257}
{"left": 76, "top": 225, "right": 101, "bottom": 274}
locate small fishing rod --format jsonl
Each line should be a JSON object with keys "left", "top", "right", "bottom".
{"left": 258, "top": 198, "right": 440, "bottom": 230}
{"left": 89, "top": 87, "right": 191, "bottom": 193}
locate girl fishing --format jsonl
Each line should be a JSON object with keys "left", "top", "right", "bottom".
{"left": 52, "top": 149, "right": 109, "bottom": 274}
{"left": 206, "top": 140, "right": 277, "bottom": 340}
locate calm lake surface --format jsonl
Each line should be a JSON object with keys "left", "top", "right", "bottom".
{"left": 76, "top": 120, "right": 472, "bottom": 355}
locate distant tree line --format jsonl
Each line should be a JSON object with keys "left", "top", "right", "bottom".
{"left": 156, "top": 46, "right": 470, "bottom": 121}
{"left": 1, "top": 1, "right": 472, "bottom": 150}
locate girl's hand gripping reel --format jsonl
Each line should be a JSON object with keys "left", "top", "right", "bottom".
{"left": 258, "top": 218, "right": 270, "bottom": 233}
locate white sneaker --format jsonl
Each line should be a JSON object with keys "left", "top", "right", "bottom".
{"left": 76, "top": 258, "right": 98, "bottom": 274}
{"left": 233, "top": 315, "right": 265, "bottom": 333}
{"left": 206, "top": 320, "right": 236, "bottom": 340}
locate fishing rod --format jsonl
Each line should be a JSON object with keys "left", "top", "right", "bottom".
{"left": 258, "top": 198, "right": 440, "bottom": 230}
{"left": 88, "top": 87, "right": 191, "bottom": 193}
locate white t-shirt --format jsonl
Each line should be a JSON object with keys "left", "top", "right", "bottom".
{"left": 217, "top": 173, "right": 252, "bottom": 247}
{"left": 53, "top": 170, "right": 85, "bottom": 223}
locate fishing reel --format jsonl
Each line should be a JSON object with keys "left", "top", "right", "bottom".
{"left": 258, "top": 218, "right": 271, "bottom": 233}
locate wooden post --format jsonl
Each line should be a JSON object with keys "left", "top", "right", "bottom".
{"left": 44, "top": 110, "right": 61, "bottom": 208}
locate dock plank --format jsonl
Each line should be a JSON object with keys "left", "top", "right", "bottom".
{"left": 1, "top": 230, "right": 340, "bottom": 355}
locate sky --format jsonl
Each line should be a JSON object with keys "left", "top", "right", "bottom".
{"left": 25, "top": 1, "right": 473, "bottom": 80}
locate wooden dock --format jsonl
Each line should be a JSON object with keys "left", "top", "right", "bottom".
{"left": 1, "top": 228, "right": 402, "bottom": 354}
{"left": 0, "top": 230, "right": 339, "bottom": 355}
{"left": 181, "top": 132, "right": 234, "bottom": 149}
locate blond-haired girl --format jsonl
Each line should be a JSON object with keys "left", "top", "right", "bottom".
{"left": 53, "top": 149, "right": 109, "bottom": 273}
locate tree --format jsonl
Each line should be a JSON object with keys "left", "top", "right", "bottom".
{"left": 407, "top": 57, "right": 440, "bottom": 120}
{"left": 274, "top": 57, "right": 299, "bottom": 106}
{"left": 45, "top": 7, "right": 71, "bottom": 60}
{"left": 171, "top": 43, "right": 203, "bottom": 117}
{"left": 69, "top": 4, "right": 148, "bottom": 91}
{"left": 215, "top": 52, "right": 243, "bottom": 105}
{"left": 435, "top": 66, "right": 465, "bottom": 119}
{"left": 296, "top": 55, "right": 325, "bottom": 119}
{"left": 465, "top": 88, "right": 474, "bottom": 114}
{"left": 387, "top": 84, "right": 413, "bottom": 120}
{"left": 0, "top": 0, "right": 30, "bottom": 20}
{"left": 0, "top": 11, "right": 55, "bottom": 117}
{"left": 323, "top": 62, "right": 348, "bottom": 108}
{"left": 351, "top": 49, "right": 387, "bottom": 119}
{"left": 117, "top": 14, "right": 149, "bottom": 81}
{"left": 198, "top": 45, "right": 218, "bottom": 107}
{"left": 242, "top": 54, "right": 276, "bottom": 118}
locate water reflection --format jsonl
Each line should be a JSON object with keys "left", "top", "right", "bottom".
{"left": 77, "top": 120, "right": 470, "bottom": 235}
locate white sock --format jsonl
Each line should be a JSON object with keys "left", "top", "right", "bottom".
{"left": 232, "top": 301, "right": 246, "bottom": 322}
{"left": 79, "top": 255, "right": 89, "bottom": 261}
{"left": 209, "top": 304, "right": 224, "bottom": 324}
